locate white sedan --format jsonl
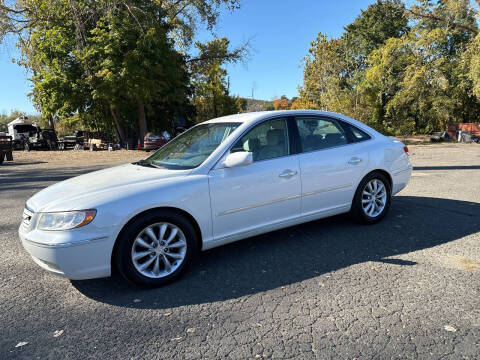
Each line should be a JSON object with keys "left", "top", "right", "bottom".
{"left": 19, "top": 110, "right": 412, "bottom": 287}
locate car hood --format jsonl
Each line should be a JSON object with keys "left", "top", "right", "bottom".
{"left": 27, "top": 163, "right": 191, "bottom": 212}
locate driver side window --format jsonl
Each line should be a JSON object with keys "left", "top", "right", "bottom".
{"left": 231, "top": 118, "right": 289, "bottom": 161}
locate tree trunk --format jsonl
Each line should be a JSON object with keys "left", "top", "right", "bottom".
{"left": 110, "top": 106, "right": 126, "bottom": 144}
{"left": 48, "top": 115, "right": 55, "bottom": 130}
{"left": 212, "top": 91, "right": 218, "bottom": 118}
{"left": 377, "top": 91, "right": 385, "bottom": 131}
{"left": 137, "top": 100, "right": 147, "bottom": 146}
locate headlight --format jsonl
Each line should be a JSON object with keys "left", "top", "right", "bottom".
{"left": 37, "top": 210, "right": 96, "bottom": 231}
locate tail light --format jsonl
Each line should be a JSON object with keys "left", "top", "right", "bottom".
{"left": 403, "top": 146, "right": 409, "bottom": 155}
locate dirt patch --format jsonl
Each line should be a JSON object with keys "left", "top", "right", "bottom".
{"left": 9, "top": 149, "right": 146, "bottom": 167}
{"left": 442, "top": 255, "right": 480, "bottom": 271}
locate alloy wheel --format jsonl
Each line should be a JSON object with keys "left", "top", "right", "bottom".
{"left": 131, "top": 222, "right": 187, "bottom": 279}
{"left": 361, "top": 179, "right": 387, "bottom": 218}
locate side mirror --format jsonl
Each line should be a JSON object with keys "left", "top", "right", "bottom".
{"left": 224, "top": 151, "right": 253, "bottom": 168}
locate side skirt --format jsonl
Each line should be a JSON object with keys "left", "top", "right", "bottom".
{"left": 202, "top": 204, "right": 350, "bottom": 251}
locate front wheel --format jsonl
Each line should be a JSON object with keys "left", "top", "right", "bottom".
{"left": 350, "top": 172, "right": 391, "bottom": 224}
{"left": 114, "top": 210, "right": 198, "bottom": 287}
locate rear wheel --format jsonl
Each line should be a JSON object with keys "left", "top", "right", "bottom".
{"left": 350, "top": 172, "right": 391, "bottom": 224}
{"left": 114, "top": 210, "right": 198, "bottom": 287}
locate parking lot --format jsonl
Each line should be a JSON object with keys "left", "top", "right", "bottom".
{"left": 1, "top": 144, "right": 479, "bottom": 359}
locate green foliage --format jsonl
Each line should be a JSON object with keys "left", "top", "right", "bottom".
{"left": 299, "top": 33, "right": 351, "bottom": 113}
{"left": 190, "top": 37, "right": 244, "bottom": 122}
{"left": 0, "top": 0, "right": 243, "bottom": 141}
{"left": 466, "top": 32, "right": 480, "bottom": 99}
{"left": 343, "top": 0, "right": 409, "bottom": 72}
{"left": 298, "top": 0, "right": 480, "bottom": 135}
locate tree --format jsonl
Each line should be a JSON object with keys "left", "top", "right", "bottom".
{"left": 236, "top": 97, "right": 248, "bottom": 112}
{"left": 190, "top": 37, "right": 245, "bottom": 122}
{"left": 82, "top": 5, "right": 190, "bottom": 143}
{"left": 298, "top": 0, "right": 480, "bottom": 135}
{"left": 160, "top": 0, "right": 241, "bottom": 48}
{"left": 273, "top": 96, "right": 292, "bottom": 110}
{"left": 298, "top": 33, "right": 352, "bottom": 113}
{"left": 343, "top": 0, "right": 409, "bottom": 72}
{"left": 466, "top": 32, "right": 480, "bottom": 99}
{"left": 290, "top": 98, "right": 318, "bottom": 110}
{"left": 0, "top": 0, "right": 244, "bottom": 142}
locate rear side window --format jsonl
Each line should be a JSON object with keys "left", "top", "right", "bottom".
{"left": 295, "top": 116, "right": 347, "bottom": 152}
{"left": 341, "top": 122, "right": 371, "bottom": 143}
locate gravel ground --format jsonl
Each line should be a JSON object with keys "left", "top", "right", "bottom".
{"left": 0, "top": 144, "right": 479, "bottom": 359}
{"left": 11, "top": 148, "right": 145, "bottom": 166}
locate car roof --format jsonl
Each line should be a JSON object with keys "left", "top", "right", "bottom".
{"left": 202, "top": 110, "right": 354, "bottom": 126}
{"left": 201, "top": 110, "right": 383, "bottom": 138}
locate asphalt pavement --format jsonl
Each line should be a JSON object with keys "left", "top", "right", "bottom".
{"left": 0, "top": 144, "right": 479, "bottom": 359}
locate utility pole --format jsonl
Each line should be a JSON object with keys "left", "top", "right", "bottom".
{"left": 250, "top": 81, "right": 257, "bottom": 100}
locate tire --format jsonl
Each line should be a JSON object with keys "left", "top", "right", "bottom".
{"left": 114, "top": 210, "right": 198, "bottom": 287}
{"left": 350, "top": 172, "right": 391, "bottom": 224}
{"left": 0, "top": 152, "right": 4, "bottom": 165}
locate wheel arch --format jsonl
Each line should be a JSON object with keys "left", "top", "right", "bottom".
{"left": 110, "top": 206, "right": 203, "bottom": 273}
{"left": 349, "top": 169, "right": 393, "bottom": 210}
{"left": 359, "top": 169, "right": 393, "bottom": 191}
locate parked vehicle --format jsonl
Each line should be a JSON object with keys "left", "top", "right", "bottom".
{"left": 0, "top": 134, "right": 13, "bottom": 164}
{"left": 23, "top": 128, "right": 58, "bottom": 151}
{"left": 58, "top": 130, "right": 84, "bottom": 150}
{"left": 19, "top": 110, "right": 412, "bottom": 287}
{"left": 7, "top": 116, "right": 58, "bottom": 150}
{"left": 430, "top": 131, "right": 450, "bottom": 142}
{"left": 82, "top": 131, "right": 111, "bottom": 151}
{"left": 7, "top": 117, "right": 38, "bottom": 149}
{"left": 144, "top": 132, "right": 169, "bottom": 151}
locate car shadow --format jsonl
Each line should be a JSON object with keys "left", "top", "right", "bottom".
{"left": 0, "top": 166, "right": 107, "bottom": 192}
{"left": 71, "top": 196, "right": 480, "bottom": 309}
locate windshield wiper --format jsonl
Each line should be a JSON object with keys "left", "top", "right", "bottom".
{"left": 134, "top": 159, "right": 161, "bottom": 169}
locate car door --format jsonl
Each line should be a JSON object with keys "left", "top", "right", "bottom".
{"left": 295, "top": 116, "right": 370, "bottom": 217}
{"left": 208, "top": 117, "right": 301, "bottom": 242}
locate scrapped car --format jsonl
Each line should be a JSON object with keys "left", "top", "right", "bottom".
{"left": 24, "top": 128, "right": 58, "bottom": 151}
{"left": 58, "top": 130, "right": 85, "bottom": 150}
{"left": 19, "top": 110, "right": 412, "bottom": 287}
{"left": 144, "top": 132, "right": 169, "bottom": 151}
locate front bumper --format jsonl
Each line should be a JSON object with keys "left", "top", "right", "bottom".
{"left": 19, "top": 227, "right": 113, "bottom": 280}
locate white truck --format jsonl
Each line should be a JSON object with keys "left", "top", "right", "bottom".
{"left": 7, "top": 116, "right": 39, "bottom": 150}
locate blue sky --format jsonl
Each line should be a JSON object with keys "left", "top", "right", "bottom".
{"left": 0, "top": 0, "right": 378, "bottom": 114}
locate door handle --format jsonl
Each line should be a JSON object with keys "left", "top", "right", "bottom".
{"left": 348, "top": 157, "right": 362, "bottom": 165}
{"left": 279, "top": 170, "right": 298, "bottom": 178}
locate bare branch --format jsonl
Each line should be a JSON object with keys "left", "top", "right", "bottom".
{"left": 407, "top": 8, "right": 479, "bottom": 35}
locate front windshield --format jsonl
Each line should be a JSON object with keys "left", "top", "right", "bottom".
{"left": 144, "top": 122, "right": 241, "bottom": 169}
